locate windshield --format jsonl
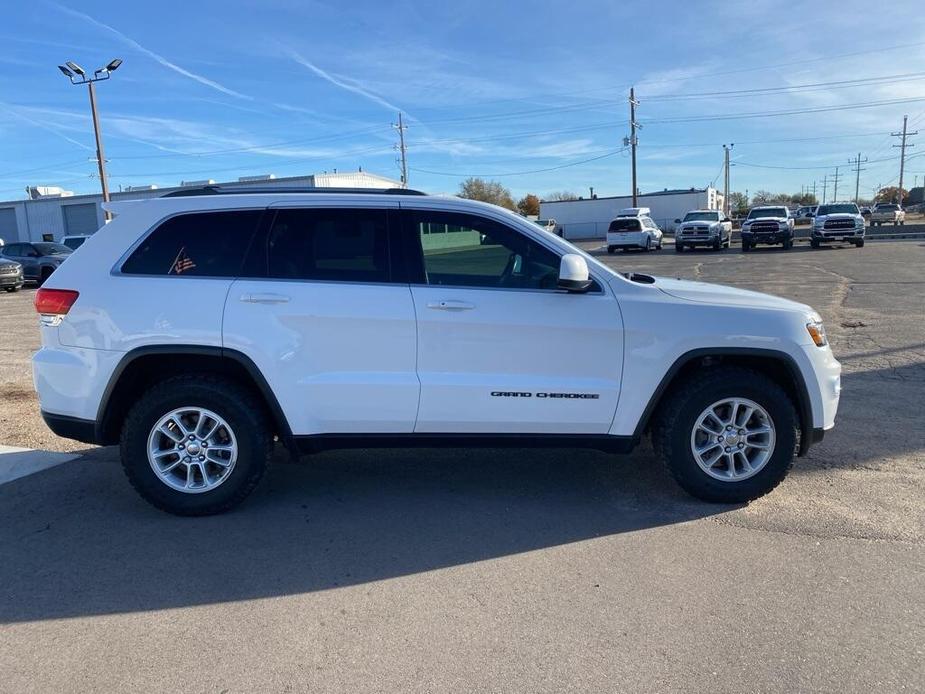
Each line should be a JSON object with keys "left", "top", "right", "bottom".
{"left": 683, "top": 212, "right": 720, "bottom": 222}
{"left": 817, "top": 204, "right": 859, "bottom": 215}
{"left": 62, "top": 237, "right": 87, "bottom": 250}
{"left": 34, "top": 243, "right": 73, "bottom": 256}
{"left": 876, "top": 204, "right": 898, "bottom": 211}
{"left": 747, "top": 207, "right": 788, "bottom": 219}
{"left": 609, "top": 219, "right": 642, "bottom": 232}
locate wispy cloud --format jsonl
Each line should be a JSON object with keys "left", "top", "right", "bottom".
{"left": 289, "top": 51, "right": 406, "bottom": 115}
{"left": 50, "top": 2, "right": 250, "bottom": 100}
{"left": 0, "top": 102, "right": 93, "bottom": 151}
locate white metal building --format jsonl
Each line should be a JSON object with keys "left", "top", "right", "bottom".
{"left": 540, "top": 187, "right": 724, "bottom": 240}
{"left": 0, "top": 170, "right": 401, "bottom": 244}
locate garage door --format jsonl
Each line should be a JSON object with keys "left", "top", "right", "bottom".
{"left": 0, "top": 208, "right": 18, "bottom": 243}
{"left": 62, "top": 203, "right": 101, "bottom": 235}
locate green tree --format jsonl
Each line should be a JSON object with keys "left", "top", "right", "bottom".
{"left": 727, "top": 192, "right": 748, "bottom": 215}
{"left": 458, "top": 178, "right": 517, "bottom": 211}
{"left": 517, "top": 193, "right": 541, "bottom": 216}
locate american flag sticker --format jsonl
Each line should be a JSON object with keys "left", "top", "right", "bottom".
{"left": 169, "top": 246, "right": 197, "bottom": 275}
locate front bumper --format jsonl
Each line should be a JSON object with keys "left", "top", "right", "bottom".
{"left": 742, "top": 229, "right": 790, "bottom": 244}
{"left": 813, "top": 227, "right": 865, "bottom": 241}
{"left": 0, "top": 273, "right": 23, "bottom": 287}
{"left": 678, "top": 233, "right": 720, "bottom": 246}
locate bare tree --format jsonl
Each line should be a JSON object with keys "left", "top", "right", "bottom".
{"left": 544, "top": 191, "right": 580, "bottom": 202}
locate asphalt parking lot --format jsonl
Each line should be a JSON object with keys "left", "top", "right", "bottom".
{"left": 1, "top": 239, "right": 923, "bottom": 692}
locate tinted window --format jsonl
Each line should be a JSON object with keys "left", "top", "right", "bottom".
{"left": 264, "top": 208, "right": 391, "bottom": 283}
{"left": 63, "top": 237, "right": 87, "bottom": 250}
{"left": 2, "top": 243, "right": 21, "bottom": 256}
{"left": 410, "top": 211, "right": 560, "bottom": 290}
{"left": 683, "top": 212, "right": 719, "bottom": 222}
{"left": 122, "top": 211, "right": 262, "bottom": 277}
{"left": 34, "top": 243, "right": 72, "bottom": 256}
{"left": 608, "top": 218, "right": 642, "bottom": 232}
{"left": 817, "top": 204, "right": 859, "bottom": 215}
{"left": 748, "top": 207, "right": 788, "bottom": 219}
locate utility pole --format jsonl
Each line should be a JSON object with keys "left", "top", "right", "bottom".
{"left": 629, "top": 87, "right": 640, "bottom": 206}
{"left": 849, "top": 153, "right": 868, "bottom": 204}
{"left": 831, "top": 167, "right": 841, "bottom": 202}
{"left": 57, "top": 58, "right": 122, "bottom": 221}
{"left": 811, "top": 180, "right": 817, "bottom": 201}
{"left": 892, "top": 115, "right": 917, "bottom": 205}
{"left": 722, "top": 144, "right": 734, "bottom": 217}
{"left": 392, "top": 112, "right": 409, "bottom": 188}
{"left": 821, "top": 176, "right": 828, "bottom": 204}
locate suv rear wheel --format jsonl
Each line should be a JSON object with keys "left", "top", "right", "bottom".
{"left": 120, "top": 375, "right": 272, "bottom": 515}
{"left": 653, "top": 367, "right": 797, "bottom": 503}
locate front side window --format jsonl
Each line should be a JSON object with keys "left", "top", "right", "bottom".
{"left": 264, "top": 208, "right": 391, "bottom": 283}
{"left": 410, "top": 211, "right": 560, "bottom": 290}
{"left": 122, "top": 210, "right": 262, "bottom": 277}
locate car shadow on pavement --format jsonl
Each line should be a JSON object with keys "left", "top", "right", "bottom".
{"left": 0, "top": 442, "right": 724, "bottom": 624}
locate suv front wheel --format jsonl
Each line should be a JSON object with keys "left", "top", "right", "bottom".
{"left": 653, "top": 367, "right": 797, "bottom": 503}
{"left": 120, "top": 375, "right": 273, "bottom": 515}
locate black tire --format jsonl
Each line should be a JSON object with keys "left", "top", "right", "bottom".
{"left": 675, "top": 242, "right": 683, "bottom": 253}
{"left": 741, "top": 240, "right": 750, "bottom": 252}
{"left": 645, "top": 237, "right": 652, "bottom": 252}
{"left": 5, "top": 286, "right": 19, "bottom": 293}
{"left": 712, "top": 238, "right": 721, "bottom": 251}
{"left": 782, "top": 238, "right": 793, "bottom": 250}
{"left": 652, "top": 367, "right": 798, "bottom": 503}
{"left": 810, "top": 238, "right": 820, "bottom": 249}
{"left": 856, "top": 238, "right": 865, "bottom": 248}
{"left": 120, "top": 375, "right": 273, "bottom": 516}
{"left": 37, "top": 267, "right": 53, "bottom": 287}
{"left": 607, "top": 245, "right": 616, "bottom": 254}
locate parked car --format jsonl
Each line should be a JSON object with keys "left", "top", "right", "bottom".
{"left": 0, "top": 259, "right": 23, "bottom": 292}
{"left": 810, "top": 203, "right": 865, "bottom": 249}
{"left": 673, "top": 210, "right": 732, "bottom": 252}
{"left": 740, "top": 206, "right": 795, "bottom": 251}
{"left": 33, "top": 187, "right": 840, "bottom": 515}
{"left": 606, "top": 210, "right": 663, "bottom": 252}
{"left": 61, "top": 234, "right": 91, "bottom": 251}
{"left": 870, "top": 203, "right": 905, "bottom": 226}
{"left": 860, "top": 206, "right": 872, "bottom": 218}
{"left": 0, "top": 241, "right": 72, "bottom": 284}
{"left": 793, "top": 206, "right": 817, "bottom": 221}
{"left": 534, "top": 219, "right": 563, "bottom": 237}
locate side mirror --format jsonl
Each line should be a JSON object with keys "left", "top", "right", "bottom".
{"left": 674, "top": 218, "right": 681, "bottom": 224}
{"left": 558, "top": 254, "right": 592, "bottom": 293}
{"left": 723, "top": 217, "right": 731, "bottom": 223}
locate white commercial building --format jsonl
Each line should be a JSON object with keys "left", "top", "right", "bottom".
{"left": 0, "top": 170, "right": 401, "bottom": 244}
{"left": 540, "top": 187, "right": 724, "bottom": 240}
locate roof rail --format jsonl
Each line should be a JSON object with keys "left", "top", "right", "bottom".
{"left": 161, "top": 185, "right": 426, "bottom": 198}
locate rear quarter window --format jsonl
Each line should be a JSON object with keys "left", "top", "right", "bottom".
{"left": 121, "top": 210, "right": 263, "bottom": 277}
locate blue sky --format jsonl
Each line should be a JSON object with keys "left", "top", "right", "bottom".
{"left": 3, "top": 0, "right": 925, "bottom": 202}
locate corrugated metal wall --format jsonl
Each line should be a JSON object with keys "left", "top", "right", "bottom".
{"left": 0, "top": 207, "right": 18, "bottom": 243}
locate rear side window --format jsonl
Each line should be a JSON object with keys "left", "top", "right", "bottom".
{"left": 122, "top": 211, "right": 262, "bottom": 277}
{"left": 609, "top": 219, "right": 642, "bottom": 232}
{"left": 263, "top": 208, "right": 391, "bottom": 283}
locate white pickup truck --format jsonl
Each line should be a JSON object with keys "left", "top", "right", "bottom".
{"left": 869, "top": 203, "right": 905, "bottom": 226}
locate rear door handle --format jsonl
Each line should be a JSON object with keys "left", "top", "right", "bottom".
{"left": 240, "top": 292, "right": 290, "bottom": 304}
{"left": 426, "top": 300, "right": 475, "bottom": 311}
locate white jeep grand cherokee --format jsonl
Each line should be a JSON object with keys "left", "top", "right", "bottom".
{"left": 33, "top": 187, "right": 841, "bottom": 515}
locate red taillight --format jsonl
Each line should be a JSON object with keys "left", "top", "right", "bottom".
{"left": 34, "top": 288, "right": 79, "bottom": 315}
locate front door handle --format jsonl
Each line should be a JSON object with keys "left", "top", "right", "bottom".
{"left": 240, "top": 292, "right": 291, "bottom": 304}
{"left": 426, "top": 300, "right": 475, "bottom": 311}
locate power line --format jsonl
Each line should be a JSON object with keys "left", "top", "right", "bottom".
{"left": 408, "top": 147, "right": 628, "bottom": 178}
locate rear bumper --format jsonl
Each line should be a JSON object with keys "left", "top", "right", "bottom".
{"left": 41, "top": 411, "right": 98, "bottom": 445}
{"left": 606, "top": 232, "right": 648, "bottom": 248}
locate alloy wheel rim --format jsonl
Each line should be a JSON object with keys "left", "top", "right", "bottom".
{"left": 146, "top": 407, "right": 238, "bottom": 493}
{"left": 689, "top": 397, "right": 776, "bottom": 482}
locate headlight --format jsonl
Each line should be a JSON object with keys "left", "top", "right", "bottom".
{"left": 806, "top": 319, "right": 828, "bottom": 347}
{"left": 855, "top": 218, "right": 864, "bottom": 228}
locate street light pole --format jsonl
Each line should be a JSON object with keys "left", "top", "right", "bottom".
{"left": 86, "top": 80, "right": 111, "bottom": 216}
{"left": 58, "top": 58, "right": 122, "bottom": 221}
